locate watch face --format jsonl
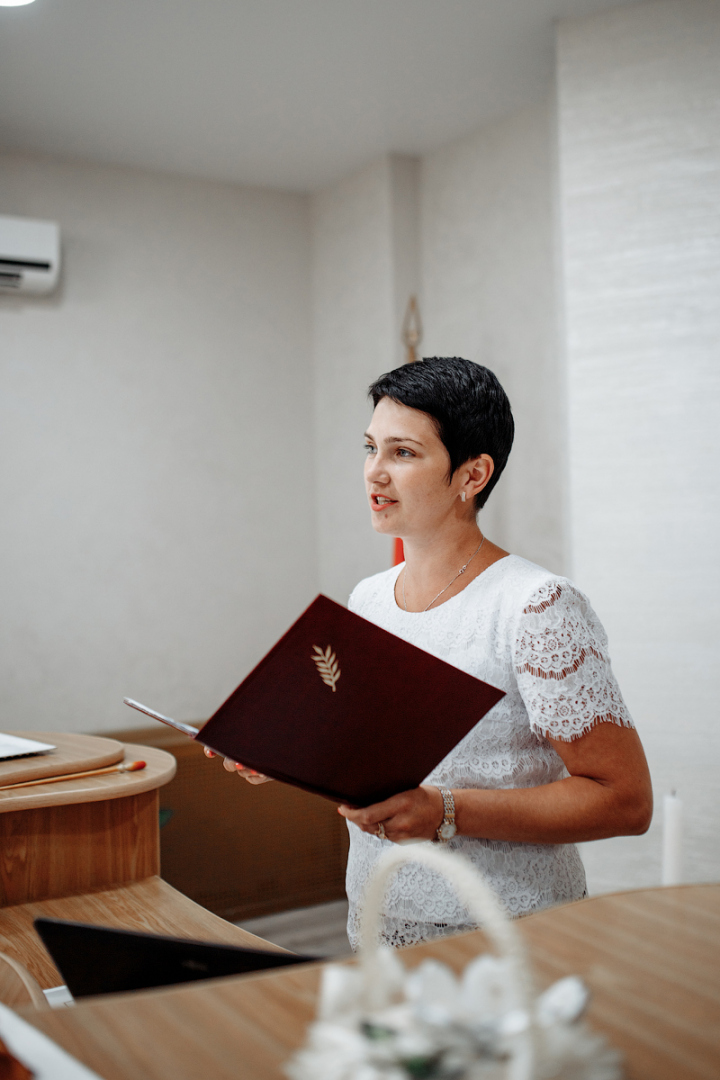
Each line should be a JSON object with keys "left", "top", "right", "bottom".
{"left": 439, "top": 821, "right": 457, "bottom": 840}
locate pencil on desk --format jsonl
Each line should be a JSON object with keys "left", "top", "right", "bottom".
{"left": 0, "top": 760, "right": 146, "bottom": 792}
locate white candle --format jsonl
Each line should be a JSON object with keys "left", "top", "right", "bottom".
{"left": 662, "top": 791, "right": 684, "bottom": 886}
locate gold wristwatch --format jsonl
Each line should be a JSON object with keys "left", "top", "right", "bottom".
{"left": 435, "top": 787, "right": 457, "bottom": 842}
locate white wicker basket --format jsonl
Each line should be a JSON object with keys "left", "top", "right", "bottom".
{"left": 286, "top": 845, "right": 623, "bottom": 1080}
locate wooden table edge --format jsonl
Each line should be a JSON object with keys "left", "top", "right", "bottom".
{"left": 0, "top": 744, "right": 176, "bottom": 813}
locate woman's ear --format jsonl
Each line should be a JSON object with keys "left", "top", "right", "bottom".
{"left": 466, "top": 454, "right": 494, "bottom": 499}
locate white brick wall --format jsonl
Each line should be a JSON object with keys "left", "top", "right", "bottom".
{"left": 558, "top": 0, "right": 720, "bottom": 889}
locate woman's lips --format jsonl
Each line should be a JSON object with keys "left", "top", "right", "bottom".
{"left": 371, "top": 494, "right": 398, "bottom": 511}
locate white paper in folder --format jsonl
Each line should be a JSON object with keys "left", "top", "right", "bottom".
{"left": 0, "top": 733, "right": 56, "bottom": 761}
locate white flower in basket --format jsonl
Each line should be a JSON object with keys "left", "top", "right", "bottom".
{"left": 286, "top": 845, "right": 623, "bottom": 1080}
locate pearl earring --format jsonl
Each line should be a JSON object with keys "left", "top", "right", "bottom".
{"left": 460, "top": 492, "right": 466, "bottom": 503}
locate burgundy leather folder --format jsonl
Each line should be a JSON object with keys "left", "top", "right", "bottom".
{"left": 197, "top": 594, "right": 504, "bottom": 807}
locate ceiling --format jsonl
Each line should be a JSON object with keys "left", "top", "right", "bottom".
{"left": 0, "top": 0, "right": 640, "bottom": 193}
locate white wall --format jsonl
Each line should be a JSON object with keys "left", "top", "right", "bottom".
{"left": 558, "top": 0, "right": 720, "bottom": 888}
{"left": 421, "top": 100, "right": 566, "bottom": 573}
{"left": 2, "top": 130, "right": 562, "bottom": 734}
{"left": 311, "top": 156, "right": 412, "bottom": 605}
{"left": 0, "top": 152, "right": 315, "bottom": 733}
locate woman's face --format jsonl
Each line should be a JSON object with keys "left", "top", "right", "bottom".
{"left": 363, "top": 397, "right": 462, "bottom": 540}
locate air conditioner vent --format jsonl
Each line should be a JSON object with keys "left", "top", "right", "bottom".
{"left": 0, "top": 257, "right": 52, "bottom": 271}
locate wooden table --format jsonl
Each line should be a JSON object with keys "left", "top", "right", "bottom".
{"left": 19, "top": 884, "right": 720, "bottom": 1080}
{"left": 0, "top": 734, "right": 282, "bottom": 990}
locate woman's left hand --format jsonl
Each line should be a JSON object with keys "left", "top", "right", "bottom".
{"left": 338, "top": 785, "right": 445, "bottom": 843}
{"left": 203, "top": 747, "right": 272, "bottom": 784}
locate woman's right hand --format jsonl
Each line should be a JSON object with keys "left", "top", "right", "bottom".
{"left": 203, "top": 747, "right": 273, "bottom": 784}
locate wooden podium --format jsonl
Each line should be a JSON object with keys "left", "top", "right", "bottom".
{"left": 0, "top": 733, "right": 174, "bottom": 907}
{"left": 0, "top": 733, "right": 282, "bottom": 991}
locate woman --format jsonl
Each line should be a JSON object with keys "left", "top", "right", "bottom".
{"left": 217, "top": 357, "right": 653, "bottom": 950}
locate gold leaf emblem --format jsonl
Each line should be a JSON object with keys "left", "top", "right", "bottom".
{"left": 311, "top": 644, "right": 341, "bottom": 692}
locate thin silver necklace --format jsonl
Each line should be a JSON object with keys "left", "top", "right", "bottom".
{"left": 403, "top": 533, "right": 486, "bottom": 613}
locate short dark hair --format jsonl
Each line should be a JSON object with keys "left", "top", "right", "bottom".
{"left": 368, "top": 357, "right": 514, "bottom": 510}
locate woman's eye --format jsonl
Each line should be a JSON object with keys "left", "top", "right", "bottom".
{"left": 397, "top": 448, "right": 414, "bottom": 458}
{"left": 364, "top": 443, "right": 376, "bottom": 455}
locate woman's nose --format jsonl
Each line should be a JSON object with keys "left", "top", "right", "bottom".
{"left": 365, "top": 454, "right": 388, "bottom": 482}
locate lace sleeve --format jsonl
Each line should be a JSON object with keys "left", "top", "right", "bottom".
{"left": 513, "top": 580, "right": 634, "bottom": 742}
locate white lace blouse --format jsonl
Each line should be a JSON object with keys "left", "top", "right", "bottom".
{"left": 345, "top": 554, "right": 635, "bottom": 950}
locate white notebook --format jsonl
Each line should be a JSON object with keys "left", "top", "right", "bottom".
{"left": 0, "top": 733, "right": 56, "bottom": 761}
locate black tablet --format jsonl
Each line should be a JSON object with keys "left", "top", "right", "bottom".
{"left": 35, "top": 918, "right": 320, "bottom": 998}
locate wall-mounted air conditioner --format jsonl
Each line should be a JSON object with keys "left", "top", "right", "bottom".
{"left": 0, "top": 215, "right": 61, "bottom": 296}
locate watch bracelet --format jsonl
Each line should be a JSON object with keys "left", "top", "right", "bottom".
{"left": 435, "top": 786, "right": 456, "bottom": 842}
